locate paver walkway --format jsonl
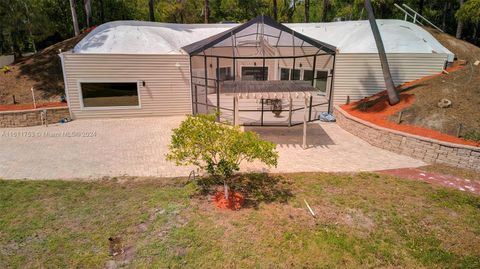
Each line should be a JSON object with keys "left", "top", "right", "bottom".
{"left": 0, "top": 116, "right": 425, "bottom": 180}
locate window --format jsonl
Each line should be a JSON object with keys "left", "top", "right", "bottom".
{"left": 303, "top": 70, "right": 314, "bottom": 81}
{"left": 80, "top": 82, "right": 139, "bottom": 108}
{"left": 291, "top": 69, "right": 301, "bottom": 80}
{"left": 241, "top": 67, "right": 268, "bottom": 81}
{"left": 315, "top": 71, "right": 329, "bottom": 93}
{"left": 216, "top": 67, "right": 232, "bottom": 81}
{"left": 280, "top": 68, "right": 290, "bottom": 80}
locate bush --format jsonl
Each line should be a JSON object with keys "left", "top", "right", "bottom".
{"left": 166, "top": 114, "right": 279, "bottom": 199}
{"left": 463, "top": 131, "right": 480, "bottom": 142}
{"left": 2, "top": 65, "right": 10, "bottom": 73}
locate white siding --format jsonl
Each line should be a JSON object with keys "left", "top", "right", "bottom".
{"left": 332, "top": 53, "right": 448, "bottom": 104}
{"left": 62, "top": 53, "right": 192, "bottom": 119}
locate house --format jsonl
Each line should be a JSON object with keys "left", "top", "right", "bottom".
{"left": 60, "top": 16, "right": 453, "bottom": 125}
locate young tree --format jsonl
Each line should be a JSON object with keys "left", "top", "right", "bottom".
{"left": 364, "top": 0, "right": 400, "bottom": 105}
{"left": 69, "top": 0, "right": 80, "bottom": 36}
{"left": 149, "top": 0, "right": 155, "bottom": 21}
{"left": 166, "top": 114, "right": 279, "bottom": 199}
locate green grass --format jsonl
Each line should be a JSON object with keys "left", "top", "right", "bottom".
{"left": 1, "top": 173, "right": 479, "bottom": 268}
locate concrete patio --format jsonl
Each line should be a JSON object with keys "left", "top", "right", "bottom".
{"left": 0, "top": 116, "right": 425, "bottom": 180}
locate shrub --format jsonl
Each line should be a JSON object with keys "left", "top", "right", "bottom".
{"left": 463, "top": 131, "right": 480, "bottom": 142}
{"left": 166, "top": 114, "right": 278, "bottom": 199}
{"left": 2, "top": 65, "right": 10, "bottom": 73}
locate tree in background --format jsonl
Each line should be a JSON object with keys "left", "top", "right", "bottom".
{"left": 149, "top": 0, "right": 155, "bottom": 21}
{"left": 273, "top": 0, "right": 278, "bottom": 20}
{"left": 204, "top": 0, "right": 210, "bottom": 23}
{"left": 365, "top": 0, "right": 400, "bottom": 105}
{"left": 84, "top": 0, "right": 92, "bottom": 28}
{"left": 70, "top": 0, "right": 80, "bottom": 36}
{"left": 456, "top": 0, "right": 465, "bottom": 38}
{"left": 322, "top": 0, "right": 329, "bottom": 21}
{"left": 456, "top": 0, "right": 480, "bottom": 40}
{"left": 304, "top": 0, "right": 310, "bottom": 22}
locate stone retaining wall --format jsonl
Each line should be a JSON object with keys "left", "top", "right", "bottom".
{"left": 334, "top": 105, "right": 480, "bottom": 171}
{"left": 0, "top": 107, "right": 70, "bottom": 128}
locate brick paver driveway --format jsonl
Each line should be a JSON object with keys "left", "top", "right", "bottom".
{"left": 0, "top": 117, "right": 425, "bottom": 179}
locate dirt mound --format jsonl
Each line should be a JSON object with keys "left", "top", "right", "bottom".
{"left": 396, "top": 28, "right": 480, "bottom": 138}
{"left": 0, "top": 32, "right": 87, "bottom": 105}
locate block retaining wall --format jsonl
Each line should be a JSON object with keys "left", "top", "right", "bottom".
{"left": 0, "top": 107, "right": 70, "bottom": 128}
{"left": 334, "top": 105, "right": 480, "bottom": 171}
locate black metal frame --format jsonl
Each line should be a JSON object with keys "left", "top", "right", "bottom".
{"left": 185, "top": 15, "right": 337, "bottom": 127}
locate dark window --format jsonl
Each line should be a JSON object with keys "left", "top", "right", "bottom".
{"left": 303, "top": 70, "right": 314, "bottom": 81}
{"left": 280, "top": 68, "right": 290, "bottom": 80}
{"left": 216, "top": 67, "right": 232, "bottom": 81}
{"left": 291, "top": 69, "right": 301, "bottom": 80}
{"left": 81, "top": 82, "right": 139, "bottom": 108}
{"left": 315, "top": 71, "right": 329, "bottom": 93}
{"left": 241, "top": 67, "right": 268, "bottom": 81}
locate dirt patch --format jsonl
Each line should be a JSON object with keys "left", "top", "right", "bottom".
{"left": 395, "top": 28, "right": 480, "bottom": 138}
{"left": 0, "top": 32, "right": 87, "bottom": 105}
{"left": 341, "top": 90, "right": 479, "bottom": 147}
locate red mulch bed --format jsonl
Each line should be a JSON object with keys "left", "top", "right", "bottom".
{"left": 0, "top": 102, "right": 67, "bottom": 112}
{"left": 212, "top": 191, "right": 245, "bottom": 210}
{"left": 341, "top": 66, "right": 479, "bottom": 147}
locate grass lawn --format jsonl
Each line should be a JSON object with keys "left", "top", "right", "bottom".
{"left": 1, "top": 172, "right": 479, "bottom": 268}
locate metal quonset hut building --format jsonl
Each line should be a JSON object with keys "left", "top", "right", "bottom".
{"left": 60, "top": 16, "right": 453, "bottom": 125}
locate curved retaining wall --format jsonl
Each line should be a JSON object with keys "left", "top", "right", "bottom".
{"left": 0, "top": 107, "right": 70, "bottom": 128}
{"left": 334, "top": 105, "right": 480, "bottom": 171}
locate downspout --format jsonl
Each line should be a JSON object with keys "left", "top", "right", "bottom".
{"left": 58, "top": 51, "right": 73, "bottom": 119}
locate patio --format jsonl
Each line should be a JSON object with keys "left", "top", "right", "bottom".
{"left": 0, "top": 117, "right": 424, "bottom": 180}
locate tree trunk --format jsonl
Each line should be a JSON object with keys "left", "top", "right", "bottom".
{"left": 418, "top": 0, "right": 424, "bottom": 15}
{"left": 456, "top": 0, "right": 464, "bottom": 39}
{"left": 69, "top": 0, "right": 80, "bottom": 36}
{"left": 84, "top": 0, "right": 92, "bottom": 28}
{"left": 322, "top": 0, "right": 329, "bottom": 22}
{"left": 273, "top": 0, "right": 278, "bottom": 21}
{"left": 364, "top": 0, "right": 400, "bottom": 105}
{"left": 442, "top": 1, "right": 448, "bottom": 31}
{"left": 99, "top": 0, "right": 105, "bottom": 23}
{"left": 304, "top": 0, "right": 310, "bottom": 23}
{"left": 224, "top": 180, "right": 229, "bottom": 200}
{"left": 204, "top": 0, "right": 209, "bottom": 23}
{"left": 149, "top": 0, "right": 155, "bottom": 22}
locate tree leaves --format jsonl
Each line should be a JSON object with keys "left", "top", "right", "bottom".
{"left": 166, "top": 113, "right": 278, "bottom": 179}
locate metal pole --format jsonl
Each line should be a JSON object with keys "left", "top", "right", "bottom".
{"left": 203, "top": 55, "right": 208, "bottom": 113}
{"left": 234, "top": 96, "right": 239, "bottom": 126}
{"left": 216, "top": 57, "right": 220, "bottom": 121}
{"left": 261, "top": 98, "right": 264, "bottom": 126}
{"left": 303, "top": 95, "right": 308, "bottom": 149}
{"left": 288, "top": 95, "right": 293, "bottom": 127}
{"left": 311, "top": 55, "right": 317, "bottom": 86}
{"left": 327, "top": 54, "right": 336, "bottom": 113}
{"left": 308, "top": 95, "right": 313, "bottom": 121}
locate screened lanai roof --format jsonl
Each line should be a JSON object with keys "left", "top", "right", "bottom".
{"left": 182, "top": 15, "right": 336, "bottom": 56}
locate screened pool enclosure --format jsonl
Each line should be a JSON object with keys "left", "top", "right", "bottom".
{"left": 183, "top": 16, "right": 337, "bottom": 126}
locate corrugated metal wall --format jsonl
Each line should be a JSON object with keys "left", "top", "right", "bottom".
{"left": 62, "top": 53, "right": 192, "bottom": 119}
{"left": 332, "top": 53, "right": 448, "bottom": 104}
